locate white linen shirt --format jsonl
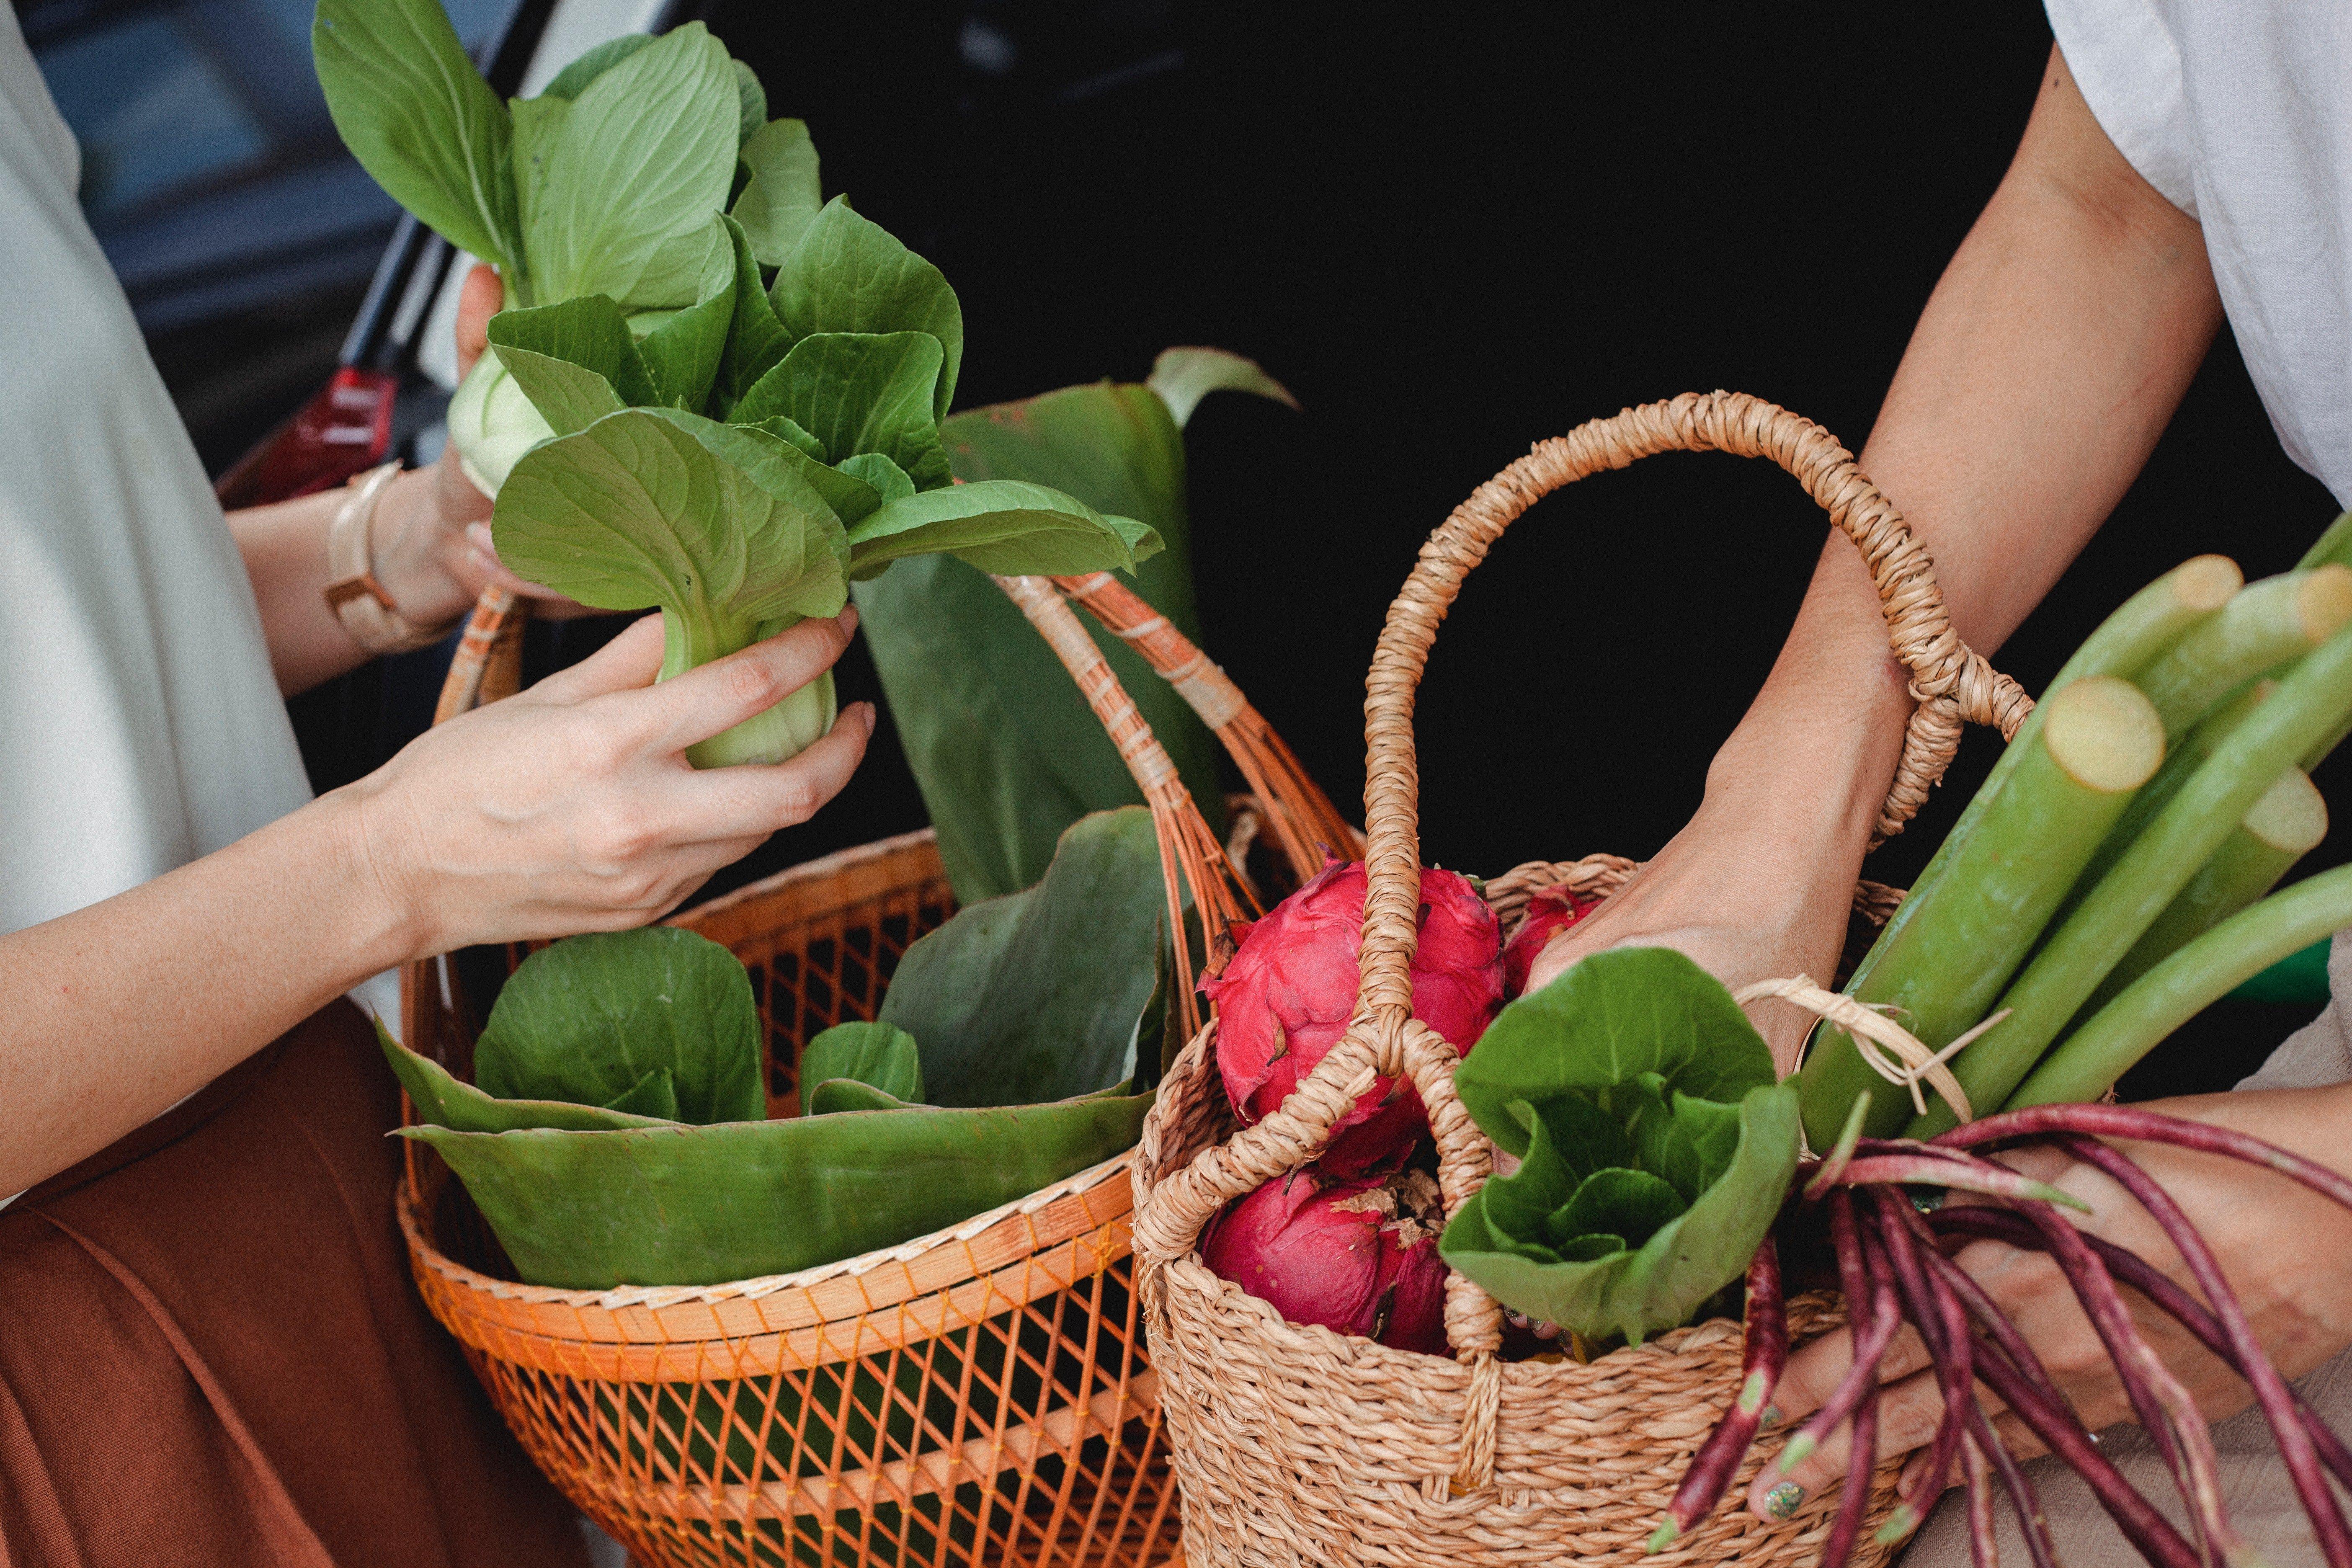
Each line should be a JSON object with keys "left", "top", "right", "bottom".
{"left": 2048, "top": 0, "right": 2352, "bottom": 505}
{"left": 0, "top": 9, "right": 312, "bottom": 938}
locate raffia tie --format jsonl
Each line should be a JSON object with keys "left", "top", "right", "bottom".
{"left": 1736, "top": 975, "right": 2007, "bottom": 1130}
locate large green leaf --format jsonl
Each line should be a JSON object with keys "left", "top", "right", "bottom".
{"left": 879, "top": 808, "right": 1166, "bottom": 1108}
{"left": 400, "top": 1089, "right": 1151, "bottom": 1288}
{"left": 472, "top": 927, "right": 765, "bottom": 1125}
{"left": 1436, "top": 948, "right": 1802, "bottom": 1344}
{"left": 407, "top": 1091, "right": 1157, "bottom": 1288}
{"left": 526, "top": 24, "right": 739, "bottom": 307}
{"left": 493, "top": 407, "right": 849, "bottom": 627}
{"left": 1145, "top": 346, "right": 1297, "bottom": 429}
{"left": 1442, "top": 1081, "right": 1798, "bottom": 1345}
{"left": 799, "top": 1021, "right": 925, "bottom": 1108}
{"left": 855, "top": 364, "right": 1286, "bottom": 901}
{"left": 732, "top": 331, "right": 948, "bottom": 488}
{"left": 314, "top": 0, "right": 521, "bottom": 275}
{"left": 770, "top": 198, "right": 963, "bottom": 421}
{"left": 846, "top": 481, "right": 1159, "bottom": 578}
{"left": 377, "top": 1019, "right": 675, "bottom": 1134}
{"left": 732, "top": 118, "right": 823, "bottom": 267}
{"left": 730, "top": 60, "right": 766, "bottom": 145}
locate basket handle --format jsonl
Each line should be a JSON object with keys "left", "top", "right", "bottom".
{"left": 1134, "top": 393, "right": 2027, "bottom": 1451}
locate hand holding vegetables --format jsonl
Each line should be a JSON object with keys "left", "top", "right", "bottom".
{"left": 345, "top": 609, "right": 871, "bottom": 957}
{"left": 1751, "top": 1083, "right": 2352, "bottom": 1525}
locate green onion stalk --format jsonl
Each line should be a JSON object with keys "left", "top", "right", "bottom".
{"left": 2010, "top": 864, "right": 2352, "bottom": 1108}
{"left": 1909, "top": 621, "right": 2352, "bottom": 1138}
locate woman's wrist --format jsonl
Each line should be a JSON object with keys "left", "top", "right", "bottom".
{"left": 367, "top": 466, "right": 479, "bottom": 632}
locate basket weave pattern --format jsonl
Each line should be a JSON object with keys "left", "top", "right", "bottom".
{"left": 1132, "top": 395, "right": 2022, "bottom": 1566}
{"left": 400, "top": 833, "right": 1183, "bottom": 1567}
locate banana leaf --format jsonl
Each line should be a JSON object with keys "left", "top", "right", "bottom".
{"left": 400, "top": 1088, "right": 1149, "bottom": 1289}
{"left": 880, "top": 806, "right": 1167, "bottom": 1107}
{"left": 854, "top": 347, "right": 1295, "bottom": 901}
{"left": 395, "top": 810, "right": 1170, "bottom": 1288}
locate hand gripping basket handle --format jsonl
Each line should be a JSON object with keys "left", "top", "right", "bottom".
{"left": 1132, "top": 391, "right": 2028, "bottom": 1475}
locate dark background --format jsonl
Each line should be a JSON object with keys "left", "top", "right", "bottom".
{"left": 42, "top": 0, "right": 2339, "bottom": 1095}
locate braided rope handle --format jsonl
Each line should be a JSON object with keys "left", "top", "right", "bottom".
{"left": 1132, "top": 392, "right": 2028, "bottom": 1485}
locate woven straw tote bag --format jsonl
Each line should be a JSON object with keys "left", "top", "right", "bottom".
{"left": 1128, "top": 391, "right": 2030, "bottom": 1568}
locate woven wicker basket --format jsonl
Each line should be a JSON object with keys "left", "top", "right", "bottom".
{"left": 399, "top": 829, "right": 1188, "bottom": 1567}
{"left": 1128, "top": 392, "right": 2030, "bottom": 1567}
{"left": 392, "top": 534, "right": 1362, "bottom": 1566}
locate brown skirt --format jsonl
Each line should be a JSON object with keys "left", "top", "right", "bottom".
{"left": 0, "top": 1001, "right": 590, "bottom": 1568}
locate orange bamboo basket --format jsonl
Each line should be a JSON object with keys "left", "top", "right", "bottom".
{"left": 395, "top": 560, "right": 1347, "bottom": 1567}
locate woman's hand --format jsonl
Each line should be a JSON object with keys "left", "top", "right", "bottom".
{"left": 343, "top": 609, "right": 875, "bottom": 959}
{"left": 0, "top": 607, "right": 872, "bottom": 1192}
{"left": 1746, "top": 1084, "right": 2352, "bottom": 1524}
{"left": 366, "top": 263, "right": 595, "bottom": 627}
{"left": 1521, "top": 685, "right": 1906, "bottom": 1069}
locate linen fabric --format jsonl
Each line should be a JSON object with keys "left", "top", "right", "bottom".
{"left": 2001, "top": 2, "right": 2352, "bottom": 1044}
{"left": 0, "top": 5, "right": 311, "bottom": 937}
{"left": 1904, "top": 930, "right": 2352, "bottom": 1566}
{"left": 2042, "top": 0, "right": 2352, "bottom": 507}
{"left": 0, "top": 1001, "right": 591, "bottom": 1568}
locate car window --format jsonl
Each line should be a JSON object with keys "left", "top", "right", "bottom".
{"left": 29, "top": 0, "right": 508, "bottom": 222}
{"left": 36, "top": 14, "right": 269, "bottom": 218}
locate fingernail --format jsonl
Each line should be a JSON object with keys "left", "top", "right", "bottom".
{"left": 1762, "top": 1482, "right": 1806, "bottom": 1521}
{"left": 839, "top": 604, "right": 860, "bottom": 634}
{"left": 1759, "top": 1403, "right": 1784, "bottom": 1430}
{"left": 467, "top": 522, "right": 495, "bottom": 550}
{"left": 861, "top": 702, "right": 878, "bottom": 735}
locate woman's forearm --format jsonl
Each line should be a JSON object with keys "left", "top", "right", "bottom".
{"left": 0, "top": 792, "right": 406, "bottom": 1196}
{"left": 1715, "top": 45, "right": 2223, "bottom": 848}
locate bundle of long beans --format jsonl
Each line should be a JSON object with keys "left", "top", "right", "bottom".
{"left": 1655, "top": 1101, "right": 2352, "bottom": 1568}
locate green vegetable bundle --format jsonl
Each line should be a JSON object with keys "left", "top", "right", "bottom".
{"left": 1438, "top": 949, "right": 1800, "bottom": 1344}
{"left": 387, "top": 809, "right": 1169, "bottom": 1289}
{"left": 1801, "top": 537, "right": 2352, "bottom": 1143}
{"left": 317, "top": 4, "right": 1159, "bottom": 767}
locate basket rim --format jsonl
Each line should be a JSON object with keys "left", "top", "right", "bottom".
{"left": 669, "top": 823, "right": 939, "bottom": 926}
{"left": 402, "top": 1145, "right": 1137, "bottom": 1313}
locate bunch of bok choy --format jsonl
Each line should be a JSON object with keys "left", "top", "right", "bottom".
{"left": 382, "top": 807, "right": 1170, "bottom": 1290}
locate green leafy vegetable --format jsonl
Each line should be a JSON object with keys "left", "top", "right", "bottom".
{"left": 879, "top": 807, "right": 1168, "bottom": 1106}
{"left": 1439, "top": 948, "right": 1801, "bottom": 1344}
{"left": 472, "top": 926, "right": 765, "bottom": 1125}
{"left": 799, "top": 1020, "right": 924, "bottom": 1108}
{"left": 402, "top": 1089, "right": 1150, "bottom": 1288}
{"left": 856, "top": 348, "right": 1295, "bottom": 900}
{"left": 393, "top": 816, "right": 1165, "bottom": 1289}
{"left": 313, "top": 0, "right": 520, "bottom": 273}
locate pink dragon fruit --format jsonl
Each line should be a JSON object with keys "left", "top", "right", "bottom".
{"left": 1502, "top": 884, "right": 1601, "bottom": 998}
{"left": 1200, "top": 1166, "right": 1449, "bottom": 1354}
{"left": 1203, "top": 859, "right": 1502, "bottom": 1175}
